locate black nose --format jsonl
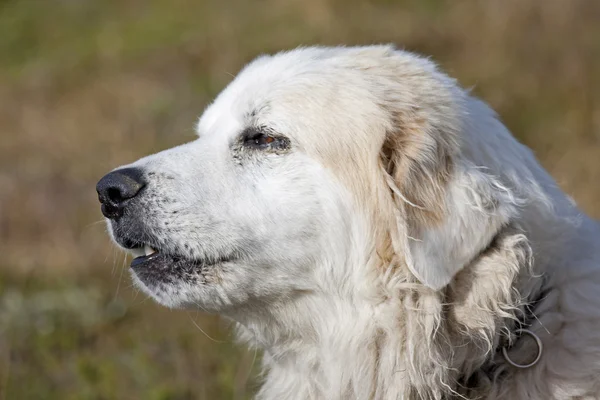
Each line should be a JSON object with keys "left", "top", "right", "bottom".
{"left": 96, "top": 167, "right": 146, "bottom": 219}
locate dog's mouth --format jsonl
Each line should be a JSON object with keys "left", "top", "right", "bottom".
{"left": 115, "top": 237, "right": 186, "bottom": 270}
{"left": 127, "top": 242, "right": 186, "bottom": 276}
{"left": 120, "top": 237, "right": 235, "bottom": 285}
{"left": 130, "top": 244, "right": 162, "bottom": 269}
{"left": 111, "top": 224, "right": 237, "bottom": 288}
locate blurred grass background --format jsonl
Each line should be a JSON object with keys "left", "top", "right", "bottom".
{"left": 0, "top": 0, "right": 599, "bottom": 398}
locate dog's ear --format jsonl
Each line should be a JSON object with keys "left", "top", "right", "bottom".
{"left": 381, "top": 108, "right": 519, "bottom": 291}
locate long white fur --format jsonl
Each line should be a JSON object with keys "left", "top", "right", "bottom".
{"left": 112, "top": 45, "right": 600, "bottom": 399}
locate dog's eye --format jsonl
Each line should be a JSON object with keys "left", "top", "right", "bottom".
{"left": 244, "top": 132, "right": 276, "bottom": 149}
{"left": 240, "top": 127, "right": 290, "bottom": 152}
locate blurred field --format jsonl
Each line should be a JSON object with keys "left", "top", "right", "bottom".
{"left": 0, "top": 0, "right": 599, "bottom": 398}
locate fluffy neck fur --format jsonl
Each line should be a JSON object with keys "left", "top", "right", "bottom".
{"left": 233, "top": 224, "right": 549, "bottom": 400}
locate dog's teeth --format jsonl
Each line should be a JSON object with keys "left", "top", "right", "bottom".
{"left": 144, "top": 245, "right": 157, "bottom": 256}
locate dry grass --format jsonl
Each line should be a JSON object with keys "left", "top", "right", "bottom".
{"left": 0, "top": 0, "right": 598, "bottom": 398}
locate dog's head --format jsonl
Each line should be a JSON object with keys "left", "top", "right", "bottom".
{"left": 97, "top": 46, "right": 523, "bottom": 312}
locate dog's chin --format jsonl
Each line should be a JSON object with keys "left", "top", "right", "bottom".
{"left": 127, "top": 253, "right": 219, "bottom": 310}
{"left": 129, "top": 270, "right": 196, "bottom": 309}
{"left": 130, "top": 251, "right": 197, "bottom": 285}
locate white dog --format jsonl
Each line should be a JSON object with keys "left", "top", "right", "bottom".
{"left": 97, "top": 45, "right": 600, "bottom": 399}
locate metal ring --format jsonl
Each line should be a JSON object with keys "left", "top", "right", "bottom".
{"left": 501, "top": 328, "right": 543, "bottom": 369}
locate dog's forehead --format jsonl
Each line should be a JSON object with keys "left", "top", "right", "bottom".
{"left": 196, "top": 53, "right": 331, "bottom": 139}
{"left": 195, "top": 47, "right": 390, "bottom": 147}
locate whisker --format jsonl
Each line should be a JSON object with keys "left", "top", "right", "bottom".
{"left": 114, "top": 252, "right": 128, "bottom": 299}
{"left": 187, "top": 312, "right": 225, "bottom": 343}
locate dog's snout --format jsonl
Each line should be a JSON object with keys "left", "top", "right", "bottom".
{"left": 96, "top": 167, "right": 146, "bottom": 219}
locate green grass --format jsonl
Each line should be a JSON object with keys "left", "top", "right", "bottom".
{"left": 0, "top": 272, "right": 258, "bottom": 399}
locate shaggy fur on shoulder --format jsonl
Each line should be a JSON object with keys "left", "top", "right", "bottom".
{"left": 98, "top": 45, "right": 600, "bottom": 399}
